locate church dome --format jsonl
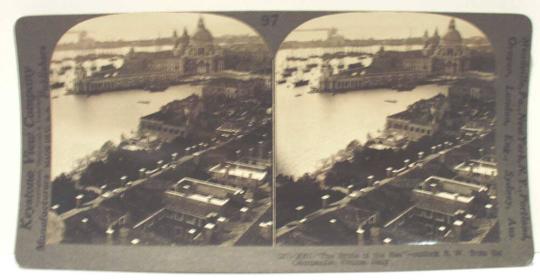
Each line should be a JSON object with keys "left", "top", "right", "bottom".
{"left": 442, "top": 18, "right": 463, "bottom": 46}
{"left": 192, "top": 17, "right": 214, "bottom": 44}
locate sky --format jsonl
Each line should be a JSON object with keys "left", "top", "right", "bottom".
{"left": 58, "top": 13, "right": 259, "bottom": 43}
{"left": 285, "top": 12, "right": 487, "bottom": 42}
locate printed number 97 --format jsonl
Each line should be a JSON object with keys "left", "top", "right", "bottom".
{"left": 261, "top": 14, "right": 278, "bottom": 26}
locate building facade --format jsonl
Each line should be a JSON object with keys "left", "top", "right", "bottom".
{"left": 319, "top": 18, "right": 472, "bottom": 92}
{"left": 73, "top": 17, "right": 225, "bottom": 94}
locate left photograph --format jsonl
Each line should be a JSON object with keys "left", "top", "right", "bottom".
{"left": 47, "top": 13, "right": 273, "bottom": 246}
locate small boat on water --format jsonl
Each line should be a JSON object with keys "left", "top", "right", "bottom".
{"left": 277, "top": 79, "right": 287, "bottom": 84}
{"left": 50, "top": 81, "right": 64, "bottom": 89}
{"left": 295, "top": 94, "right": 303, "bottom": 97}
{"left": 145, "top": 83, "right": 169, "bottom": 92}
{"left": 137, "top": 100, "right": 150, "bottom": 104}
{"left": 384, "top": 99, "right": 397, "bottom": 104}
{"left": 293, "top": 79, "right": 309, "bottom": 87}
{"left": 396, "top": 83, "right": 416, "bottom": 92}
{"left": 308, "top": 87, "right": 319, "bottom": 94}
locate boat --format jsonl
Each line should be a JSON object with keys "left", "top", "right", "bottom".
{"left": 293, "top": 79, "right": 309, "bottom": 87}
{"left": 308, "top": 87, "right": 319, "bottom": 94}
{"left": 137, "top": 100, "right": 150, "bottom": 104}
{"left": 295, "top": 94, "right": 302, "bottom": 97}
{"left": 50, "top": 81, "right": 64, "bottom": 89}
{"left": 277, "top": 79, "right": 287, "bottom": 84}
{"left": 384, "top": 99, "right": 397, "bottom": 104}
{"left": 146, "top": 83, "right": 169, "bottom": 92}
{"left": 395, "top": 83, "right": 416, "bottom": 92}
{"left": 283, "top": 67, "right": 298, "bottom": 74}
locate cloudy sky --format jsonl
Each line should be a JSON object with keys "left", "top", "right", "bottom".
{"left": 58, "top": 13, "right": 258, "bottom": 43}
{"left": 285, "top": 12, "right": 487, "bottom": 42}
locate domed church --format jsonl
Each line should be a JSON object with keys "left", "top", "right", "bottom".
{"left": 422, "top": 18, "right": 471, "bottom": 75}
{"left": 177, "top": 17, "right": 225, "bottom": 75}
{"left": 123, "top": 16, "right": 224, "bottom": 76}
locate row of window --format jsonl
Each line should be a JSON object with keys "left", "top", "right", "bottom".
{"left": 389, "top": 122, "right": 432, "bottom": 134}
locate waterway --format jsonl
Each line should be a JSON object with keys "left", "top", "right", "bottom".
{"left": 275, "top": 46, "right": 447, "bottom": 178}
{"left": 51, "top": 84, "right": 201, "bottom": 178}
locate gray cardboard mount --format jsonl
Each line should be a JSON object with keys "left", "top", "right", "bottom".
{"left": 14, "top": 11, "right": 533, "bottom": 272}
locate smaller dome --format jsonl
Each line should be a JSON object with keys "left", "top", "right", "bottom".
{"left": 442, "top": 19, "right": 463, "bottom": 46}
{"left": 192, "top": 17, "right": 213, "bottom": 44}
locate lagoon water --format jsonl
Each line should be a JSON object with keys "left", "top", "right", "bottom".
{"left": 51, "top": 84, "right": 201, "bottom": 177}
{"left": 275, "top": 53, "right": 448, "bottom": 178}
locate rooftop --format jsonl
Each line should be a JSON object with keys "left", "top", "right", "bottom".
{"left": 141, "top": 95, "right": 201, "bottom": 126}
{"left": 209, "top": 161, "right": 268, "bottom": 181}
{"left": 388, "top": 93, "right": 447, "bottom": 126}
{"left": 422, "top": 176, "right": 488, "bottom": 196}
{"left": 454, "top": 160, "right": 497, "bottom": 177}
{"left": 173, "top": 177, "right": 245, "bottom": 199}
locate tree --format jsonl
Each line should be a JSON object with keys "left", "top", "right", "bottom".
{"left": 50, "top": 174, "right": 77, "bottom": 213}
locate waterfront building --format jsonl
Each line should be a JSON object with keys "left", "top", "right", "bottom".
{"left": 319, "top": 18, "right": 472, "bottom": 92}
{"left": 138, "top": 95, "right": 204, "bottom": 141}
{"left": 73, "top": 17, "right": 225, "bottom": 94}
{"left": 384, "top": 93, "right": 448, "bottom": 141}
{"left": 431, "top": 19, "right": 471, "bottom": 75}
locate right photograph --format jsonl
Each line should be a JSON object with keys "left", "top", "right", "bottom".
{"left": 275, "top": 12, "right": 498, "bottom": 246}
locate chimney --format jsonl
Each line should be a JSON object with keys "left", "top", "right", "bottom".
{"left": 367, "top": 175, "right": 375, "bottom": 186}
{"left": 120, "top": 175, "right": 128, "bottom": 186}
{"left": 452, "top": 220, "right": 464, "bottom": 241}
{"left": 417, "top": 151, "right": 425, "bottom": 159}
{"left": 370, "top": 226, "right": 382, "bottom": 244}
{"left": 258, "top": 221, "right": 273, "bottom": 240}
{"left": 187, "top": 228, "right": 198, "bottom": 241}
{"left": 321, "top": 195, "right": 330, "bottom": 208}
{"left": 484, "top": 204, "right": 495, "bottom": 218}
{"left": 80, "top": 217, "right": 89, "bottom": 229}
{"left": 119, "top": 227, "right": 130, "bottom": 240}
{"left": 157, "top": 160, "right": 164, "bottom": 169}
{"left": 295, "top": 205, "right": 305, "bottom": 219}
{"left": 403, "top": 159, "right": 411, "bottom": 168}
{"left": 248, "top": 147, "right": 255, "bottom": 162}
{"left": 130, "top": 238, "right": 140, "bottom": 245}
{"left": 203, "top": 223, "right": 216, "bottom": 243}
{"left": 382, "top": 237, "right": 392, "bottom": 245}
{"left": 437, "top": 225, "right": 447, "bottom": 236}
{"left": 356, "top": 227, "right": 366, "bottom": 246}
{"left": 235, "top": 149, "right": 242, "bottom": 160}
{"left": 258, "top": 140, "right": 265, "bottom": 159}
{"left": 224, "top": 164, "right": 231, "bottom": 178}
{"left": 478, "top": 148, "right": 484, "bottom": 156}
{"left": 106, "top": 228, "right": 115, "bottom": 244}
{"left": 75, "top": 194, "right": 84, "bottom": 208}
{"left": 346, "top": 185, "right": 354, "bottom": 194}
{"left": 429, "top": 183, "right": 438, "bottom": 192}
{"left": 216, "top": 216, "right": 229, "bottom": 232}
{"left": 239, "top": 207, "right": 250, "bottom": 221}
{"left": 51, "top": 204, "right": 60, "bottom": 214}
{"left": 386, "top": 167, "right": 394, "bottom": 177}
{"left": 464, "top": 213, "right": 475, "bottom": 227}
{"left": 431, "top": 145, "right": 437, "bottom": 153}
{"left": 100, "top": 184, "right": 108, "bottom": 191}
{"left": 171, "top": 152, "right": 178, "bottom": 161}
